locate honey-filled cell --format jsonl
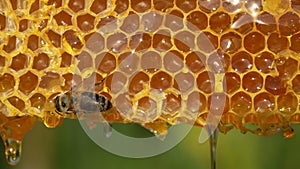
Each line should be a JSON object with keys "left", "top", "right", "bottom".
{"left": 68, "top": 0, "right": 85, "bottom": 12}
{"left": 220, "top": 32, "right": 242, "bottom": 54}
{"left": 141, "top": 51, "right": 162, "bottom": 73}
{"left": 118, "top": 52, "right": 139, "bottom": 74}
{"left": 231, "top": 92, "right": 252, "bottom": 115}
{"left": 129, "top": 33, "right": 152, "bottom": 52}
{"left": 32, "top": 53, "right": 50, "bottom": 71}
{"left": 164, "top": 50, "right": 184, "bottom": 73}
{"left": 0, "top": 55, "right": 5, "bottom": 67}
{"left": 265, "top": 76, "right": 286, "bottom": 95}
{"left": 84, "top": 32, "right": 105, "bottom": 54}
{"left": 150, "top": 71, "right": 172, "bottom": 92}
{"left": 107, "top": 33, "right": 127, "bottom": 53}
{"left": 232, "top": 51, "right": 253, "bottom": 73}
{"left": 8, "top": 96, "right": 25, "bottom": 111}
{"left": 165, "top": 10, "right": 184, "bottom": 32}
{"left": 256, "top": 12, "right": 277, "bottom": 35}
{"left": 254, "top": 92, "right": 275, "bottom": 114}
{"left": 105, "top": 72, "right": 127, "bottom": 94}
{"left": 27, "top": 35, "right": 39, "bottom": 51}
{"left": 131, "top": 0, "right": 151, "bottom": 13}
{"left": 185, "top": 51, "right": 206, "bottom": 73}
{"left": 267, "top": 33, "right": 288, "bottom": 54}
{"left": 207, "top": 51, "right": 230, "bottom": 74}
{"left": 153, "top": 30, "right": 173, "bottom": 52}
{"left": 197, "top": 71, "right": 214, "bottom": 94}
{"left": 232, "top": 12, "right": 254, "bottom": 34}
{"left": 255, "top": 52, "right": 274, "bottom": 73}
{"left": 18, "top": 72, "right": 39, "bottom": 95}
{"left": 120, "top": 13, "right": 140, "bottom": 33}
{"left": 30, "top": 93, "right": 46, "bottom": 110}
{"left": 186, "top": 91, "right": 206, "bottom": 113}
{"left": 141, "top": 12, "right": 163, "bottom": 32}
{"left": 290, "top": 33, "right": 300, "bottom": 53}
{"left": 278, "top": 12, "right": 300, "bottom": 36}
{"left": 0, "top": 14, "right": 6, "bottom": 30}
{"left": 163, "top": 93, "right": 181, "bottom": 116}
{"left": 209, "top": 12, "right": 231, "bottom": 34}
{"left": 95, "top": 52, "right": 116, "bottom": 73}
{"left": 242, "top": 71, "right": 263, "bottom": 93}
{"left": 129, "top": 71, "right": 149, "bottom": 95}
{"left": 54, "top": 10, "right": 72, "bottom": 26}
{"left": 3, "top": 36, "right": 17, "bottom": 53}
{"left": 174, "top": 72, "right": 194, "bottom": 93}
{"left": 223, "top": 72, "right": 240, "bottom": 94}
{"left": 277, "top": 92, "right": 298, "bottom": 115}
{"left": 114, "top": 0, "right": 129, "bottom": 14}
{"left": 0, "top": 73, "right": 15, "bottom": 93}
{"left": 90, "top": 0, "right": 107, "bottom": 14}
{"left": 187, "top": 11, "right": 208, "bottom": 31}
{"left": 9, "top": 53, "right": 29, "bottom": 71}
{"left": 244, "top": 32, "right": 265, "bottom": 54}
{"left": 198, "top": 0, "right": 220, "bottom": 13}
{"left": 175, "top": 0, "right": 196, "bottom": 13}
{"left": 77, "top": 14, "right": 95, "bottom": 32}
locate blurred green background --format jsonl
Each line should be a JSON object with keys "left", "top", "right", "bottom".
{"left": 0, "top": 119, "right": 300, "bottom": 169}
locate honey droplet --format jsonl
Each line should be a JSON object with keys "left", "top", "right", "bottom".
{"left": 3, "top": 138, "right": 22, "bottom": 165}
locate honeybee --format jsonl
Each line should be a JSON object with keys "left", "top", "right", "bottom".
{"left": 53, "top": 77, "right": 113, "bottom": 118}
{"left": 54, "top": 91, "right": 112, "bottom": 117}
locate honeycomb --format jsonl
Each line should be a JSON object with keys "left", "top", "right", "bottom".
{"left": 0, "top": 0, "right": 300, "bottom": 164}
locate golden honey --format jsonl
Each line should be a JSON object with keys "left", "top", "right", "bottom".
{"left": 0, "top": 0, "right": 300, "bottom": 165}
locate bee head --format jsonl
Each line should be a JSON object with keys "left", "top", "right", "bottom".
{"left": 54, "top": 93, "right": 72, "bottom": 114}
